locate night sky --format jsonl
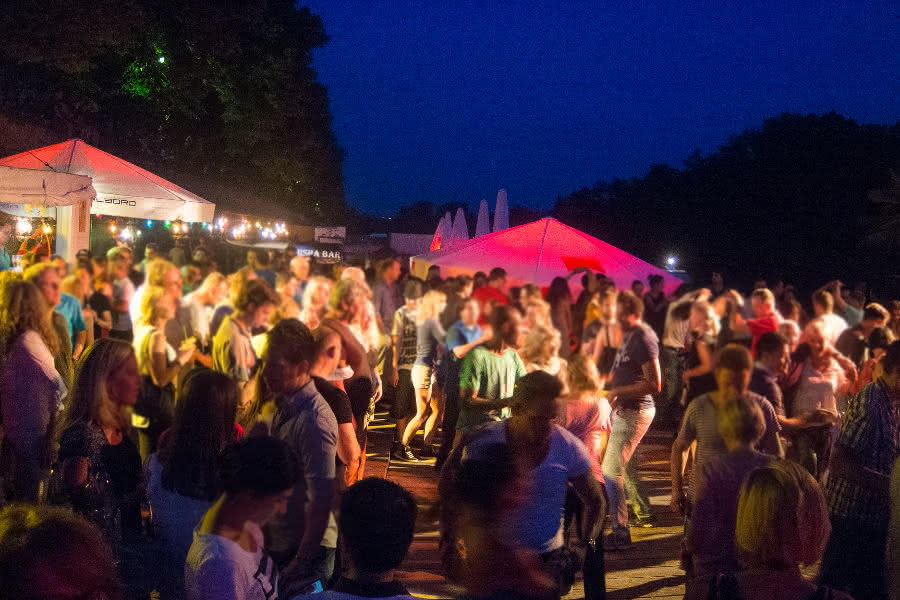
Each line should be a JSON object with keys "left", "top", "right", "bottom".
{"left": 304, "top": 1, "right": 900, "bottom": 216}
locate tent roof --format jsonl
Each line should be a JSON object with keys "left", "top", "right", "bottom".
{"left": 0, "top": 165, "right": 95, "bottom": 207}
{"left": 0, "top": 139, "right": 214, "bottom": 222}
{"left": 411, "top": 217, "right": 682, "bottom": 293}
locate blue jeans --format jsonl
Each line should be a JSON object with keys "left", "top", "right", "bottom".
{"left": 602, "top": 404, "right": 655, "bottom": 532}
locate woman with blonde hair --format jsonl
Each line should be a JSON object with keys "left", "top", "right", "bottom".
{"left": 520, "top": 324, "right": 568, "bottom": 382}
{"left": 0, "top": 280, "right": 65, "bottom": 501}
{"left": 520, "top": 298, "right": 552, "bottom": 346}
{"left": 133, "top": 286, "right": 195, "bottom": 459}
{"left": 582, "top": 286, "right": 622, "bottom": 381}
{"left": 400, "top": 290, "right": 447, "bottom": 458}
{"left": 691, "top": 459, "right": 850, "bottom": 600}
{"left": 210, "top": 266, "right": 257, "bottom": 339}
{"left": 563, "top": 353, "right": 611, "bottom": 480}
{"left": 299, "top": 275, "right": 333, "bottom": 330}
{"left": 322, "top": 278, "right": 376, "bottom": 483}
{"left": 51, "top": 338, "right": 142, "bottom": 552}
{"left": 683, "top": 300, "right": 721, "bottom": 404}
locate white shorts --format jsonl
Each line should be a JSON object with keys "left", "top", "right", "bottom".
{"left": 410, "top": 364, "right": 434, "bottom": 391}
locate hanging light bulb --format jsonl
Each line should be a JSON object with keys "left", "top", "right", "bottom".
{"left": 16, "top": 218, "right": 32, "bottom": 235}
{"left": 41, "top": 222, "right": 52, "bottom": 234}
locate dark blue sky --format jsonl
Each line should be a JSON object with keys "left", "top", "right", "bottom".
{"left": 304, "top": 1, "right": 900, "bottom": 216}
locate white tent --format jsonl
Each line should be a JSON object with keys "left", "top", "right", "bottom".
{"left": 0, "top": 139, "right": 215, "bottom": 222}
{"left": 451, "top": 207, "right": 469, "bottom": 245}
{"left": 0, "top": 165, "right": 95, "bottom": 207}
{"left": 475, "top": 199, "right": 490, "bottom": 236}
{"left": 493, "top": 188, "right": 509, "bottom": 232}
{"left": 0, "top": 165, "right": 97, "bottom": 261}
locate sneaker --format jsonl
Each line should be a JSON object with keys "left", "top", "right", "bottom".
{"left": 398, "top": 445, "right": 420, "bottom": 461}
{"left": 390, "top": 443, "right": 417, "bottom": 461}
{"left": 418, "top": 445, "right": 436, "bottom": 459}
{"left": 630, "top": 515, "right": 656, "bottom": 528}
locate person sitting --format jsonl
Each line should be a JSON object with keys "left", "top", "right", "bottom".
{"left": 684, "top": 395, "right": 773, "bottom": 583}
{"left": 185, "top": 436, "right": 298, "bottom": 600}
{"left": 148, "top": 368, "right": 240, "bottom": 598}
{"left": 318, "top": 478, "right": 418, "bottom": 600}
{"left": 689, "top": 460, "right": 850, "bottom": 600}
{"left": 0, "top": 504, "right": 123, "bottom": 600}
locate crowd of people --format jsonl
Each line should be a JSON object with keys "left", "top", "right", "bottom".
{"left": 0, "top": 214, "right": 899, "bottom": 600}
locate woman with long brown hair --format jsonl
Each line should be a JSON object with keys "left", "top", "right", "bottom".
{"left": 148, "top": 367, "right": 240, "bottom": 598}
{"left": 0, "top": 279, "right": 64, "bottom": 502}
{"left": 51, "top": 338, "right": 142, "bottom": 553}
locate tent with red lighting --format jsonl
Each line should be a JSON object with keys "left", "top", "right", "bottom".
{"left": 411, "top": 217, "right": 682, "bottom": 293}
{"left": 0, "top": 139, "right": 215, "bottom": 223}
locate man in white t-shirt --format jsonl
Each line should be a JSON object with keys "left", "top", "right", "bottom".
{"left": 185, "top": 436, "right": 298, "bottom": 600}
{"left": 811, "top": 288, "right": 848, "bottom": 346}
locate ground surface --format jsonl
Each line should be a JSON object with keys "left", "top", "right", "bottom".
{"left": 364, "top": 412, "right": 687, "bottom": 599}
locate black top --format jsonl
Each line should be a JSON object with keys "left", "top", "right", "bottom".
{"left": 312, "top": 376, "right": 353, "bottom": 425}
{"left": 749, "top": 366, "right": 785, "bottom": 417}
{"left": 88, "top": 291, "right": 113, "bottom": 339}
{"left": 684, "top": 333, "right": 717, "bottom": 402}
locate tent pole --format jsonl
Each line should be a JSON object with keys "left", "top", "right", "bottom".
{"left": 533, "top": 218, "right": 550, "bottom": 284}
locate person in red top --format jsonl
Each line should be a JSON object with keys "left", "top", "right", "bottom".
{"left": 471, "top": 267, "right": 509, "bottom": 325}
{"left": 728, "top": 288, "right": 780, "bottom": 355}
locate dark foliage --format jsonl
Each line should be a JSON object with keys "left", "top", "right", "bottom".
{"left": 553, "top": 112, "right": 900, "bottom": 290}
{"left": 0, "top": 0, "right": 346, "bottom": 221}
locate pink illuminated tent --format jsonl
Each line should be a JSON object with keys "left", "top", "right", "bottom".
{"left": 411, "top": 217, "right": 682, "bottom": 293}
{"left": 0, "top": 139, "right": 214, "bottom": 222}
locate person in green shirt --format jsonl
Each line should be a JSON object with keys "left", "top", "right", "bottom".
{"left": 0, "top": 212, "right": 14, "bottom": 272}
{"left": 456, "top": 305, "right": 526, "bottom": 440}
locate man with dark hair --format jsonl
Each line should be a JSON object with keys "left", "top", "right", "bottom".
{"left": 630, "top": 279, "right": 645, "bottom": 298}
{"left": 373, "top": 257, "right": 403, "bottom": 330}
{"left": 263, "top": 319, "right": 339, "bottom": 586}
{"left": 820, "top": 341, "right": 900, "bottom": 599}
{"left": 186, "top": 436, "right": 299, "bottom": 600}
{"left": 0, "top": 211, "right": 14, "bottom": 272}
{"left": 836, "top": 303, "right": 891, "bottom": 367}
{"left": 471, "top": 267, "right": 509, "bottom": 325}
{"left": 456, "top": 305, "right": 526, "bottom": 441}
{"left": 750, "top": 331, "right": 790, "bottom": 418}
{"left": 318, "top": 478, "right": 417, "bottom": 600}
{"left": 642, "top": 274, "right": 668, "bottom": 340}
{"left": 604, "top": 290, "right": 661, "bottom": 545}
{"left": 390, "top": 279, "right": 425, "bottom": 461}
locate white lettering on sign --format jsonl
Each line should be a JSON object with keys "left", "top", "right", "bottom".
{"left": 94, "top": 198, "right": 137, "bottom": 207}
{"left": 298, "top": 247, "right": 342, "bottom": 260}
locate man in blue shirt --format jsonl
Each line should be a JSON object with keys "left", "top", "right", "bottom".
{"left": 436, "top": 297, "right": 490, "bottom": 467}
{"left": 0, "top": 212, "right": 14, "bottom": 272}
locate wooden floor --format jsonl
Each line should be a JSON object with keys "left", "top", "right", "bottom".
{"left": 363, "top": 413, "right": 687, "bottom": 599}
